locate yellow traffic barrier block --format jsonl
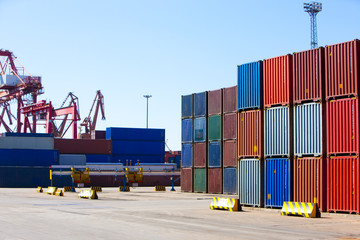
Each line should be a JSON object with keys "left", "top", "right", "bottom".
{"left": 281, "top": 202, "right": 321, "bottom": 218}
{"left": 78, "top": 189, "right": 98, "bottom": 199}
{"left": 210, "top": 197, "right": 240, "bottom": 212}
{"left": 154, "top": 186, "right": 166, "bottom": 191}
{"left": 55, "top": 189, "right": 63, "bottom": 196}
{"left": 119, "top": 186, "right": 130, "bottom": 192}
{"left": 46, "top": 187, "right": 57, "bottom": 195}
{"left": 90, "top": 186, "right": 102, "bottom": 192}
{"left": 37, "top": 187, "right": 43, "bottom": 193}
{"left": 63, "top": 186, "right": 73, "bottom": 192}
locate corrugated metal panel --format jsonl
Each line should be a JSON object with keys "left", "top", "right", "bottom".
{"left": 208, "top": 89, "right": 222, "bottom": 115}
{"left": 237, "top": 61, "right": 263, "bottom": 110}
{"left": 54, "top": 139, "right": 112, "bottom": 155}
{"left": 0, "top": 166, "right": 51, "bottom": 187}
{"left": 294, "top": 102, "right": 323, "bottom": 156}
{"left": 265, "top": 106, "right": 292, "bottom": 157}
{"left": 194, "top": 92, "right": 207, "bottom": 117}
{"left": 327, "top": 98, "right": 359, "bottom": 156}
{"left": 208, "top": 168, "right": 222, "bottom": 194}
{"left": 2, "top": 132, "right": 53, "bottom": 137}
{"left": 294, "top": 157, "right": 326, "bottom": 212}
{"left": 223, "top": 86, "right": 237, "bottom": 113}
{"left": 223, "top": 140, "right": 237, "bottom": 167}
{"left": 194, "top": 142, "right": 206, "bottom": 168}
{"left": 293, "top": 48, "right": 324, "bottom": 103}
{"left": 223, "top": 167, "right": 237, "bottom": 194}
{"left": 86, "top": 154, "right": 112, "bottom": 163}
{"left": 194, "top": 117, "right": 206, "bottom": 142}
{"left": 0, "top": 149, "right": 58, "bottom": 166}
{"left": 264, "top": 158, "right": 292, "bottom": 208}
{"left": 208, "top": 141, "right": 221, "bottom": 168}
{"left": 325, "top": 39, "right": 360, "bottom": 100}
{"left": 106, "top": 127, "right": 165, "bottom": 141}
{"left": 181, "top": 168, "right": 193, "bottom": 192}
{"left": 59, "top": 154, "right": 86, "bottom": 165}
{"left": 111, "top": 155, "right": 164, "bottom": 165}
{"left": 194, "top": 168, "right": 207, "bottom": 193}
{"left": 238, "top": 110, "right": 263, "bottom": 158}
{"left": 92, "top": 130, "right": 106, "bottom": 139}
{"left": 0, "top": 136, "right": 54, "bottom": 150}
{"left": 223, "top": 113, "right": 237, "bottom": 140}
{"left": 327, "top": 156, "right": 360, "bottom": 214}
{"left": 263, "top": 55, "right": 293, "bottom": 107}
{"left": 181, "top": 143, "right": 193, "bottom": 168}
{"left": 181, "top": 119, "right": 193, "bottom": 143}
{"left": 182, "top": 94, "right": 193, "bottom": 118}
{"left": 112, "top": 140, "right": 165, "bottom": 155}
{"left": 238, "top": 159, "right": 263, "bottom": 207}
{"left": 208, "top": 115, "right": 221, "bottom": 141}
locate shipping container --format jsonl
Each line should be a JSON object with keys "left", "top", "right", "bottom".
{"left": 112, "top": 140, "right": 165, "bottom": 156}
{"left": 238, "top": 110, "right": 263, "bottom": 158}
{"left": 59, "top": 154, "right": 86, "bottom": 165}
{"left": 1, "top": 132, "right": 53, "bottom": 138}
{"left": 181, "top": 118, "right": 193, "bottom": 143}
{"left": 194, "top": 117, "right": 206, "bottom": 142}
{"left": 86, "top": 154, "right": 112, "bottom": 163}
{"left": 194, "top": 142, "right": 207, "bottom": 168}
{"left": 181, "top": 143, "right": 193, "bottom": 168}
{"left": 112, "top": 155, "right": 164, "bottom": 165}
{"left": 182, "top": 94, "right": 193, "bottom": 118}
{"left": 208, "top": 89, "right": 222, "bottom": 115}
{"left": 223, "top": 140, "right": 237, "bottom": 167}
{"left": 194, "top": 168, "right": 207, "bottom": 193}
{"left": 0, "top": 136, "right": 54, "bottom": 150}
{"left": 293, "top": 47, "right": 325, "bottom": 103}
{"left": 239, "top": 159, "right": 263, "bottom": 207}
{"left": 208, "top": 168, "right": 222, "bottom": 194}
{"left": 223, "top": 113, "right": 237, "bottom": 140}
{"left": 264, "top": 54, "right": 293, "bottom": 107}
{"left": 327, "top": 156, "right": 360, "bottom": 214}
{"left": 223, "top": 167, "right": 237, "bottom": 195}
{"left": 194, "top": 92, "right": 207, "bottom": 117}
{"left": 0, "top": 166, "right": 51, "bottom": 187}
{"left": 54, "top": 139, "right": 112, "bottom": 155}
{"left": 237, "top": 61, "right": 263, "bottom": 110}
{"left": 327, "top": 98, "right": 359, "bottom": 156}
{"left": 181, "top": 168, "right": 193, "bottom": 192}
{"left": 294, "top": 157, "right": 326, "bottom": 212}
{"left": 325, "top": 39, "right": 360, "bottom": 100}
{"left": 0, "top": 149, "right": 58, "bottom": 166}
{"left": 264, "top": 158, "right": 292, "bottom": 208}
{"left": 223, "top": 86, "right": 237, "bottom": 113}
{"left": 208, "top": 141, "right": 221, "bottom": 168}
{"left": 294, "top": 102, "right": 324, "bottom": 156}
{"left": 106, "top": 127, "right": 165, "bottom": 141}
{"left": 91, "top": 130, "right": 106, "bottom": 140}
{"left": 208, "top": 115, "right": 221, "bottom": 141}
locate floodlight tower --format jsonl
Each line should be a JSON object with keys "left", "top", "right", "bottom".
{"left": 143, "top": 95, "right": 152, "bottom": 128}
{"left": 304, "top": 2, "right": 322, "bottom": 49}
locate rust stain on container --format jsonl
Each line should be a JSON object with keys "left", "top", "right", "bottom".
{"left": 194, "top": 142, "right": 207, "bottom": 168}
{"left": 54, "top": 139, "right": 112, "bottom": 155}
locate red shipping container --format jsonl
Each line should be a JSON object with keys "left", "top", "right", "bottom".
{"left": 325, "top": 39, "right": 360, "bottom": 100}
{"left": 208, "top": 168, "right": 222, "bottom": 194}
{"left": 293, "top": 48, "right": 324, "bottom": 103}
{"left": 263, "top": 54, "right": 293, "bottom": 107}
{"left": 181, "top": 168, "right": 193, "bottom": 192}
{"left": 54, "top": 139, "right": 112, "bottom": 154}
{"left": 223, "top": 86, "right": 237, "bottom": 113}
{"left": 223, "top": 113, "right": 237, "bottom": 140}
{"left": 194, "top": 142, "right": 207, "bottom": 167}
{"left": 208, "top": 89, "right": 222, "bottom": 115}
{"left": 223, "top": 140, "right": 237, "bottom": 167}
{"left": 327, "top": 98, "right": 359, "bottom": 156}
{"left": 294, "top": 157, "right": 326, "bottom": 212}
{"left": 238, "top": 110, "right": 263, "bottom": 158}
{"left": 327, "top": 156, "right": 360, "bottom": 214}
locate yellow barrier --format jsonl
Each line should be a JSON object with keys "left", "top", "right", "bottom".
{"left": 154, "top": 186, "right": 166, "bottom": 191}
{"left": 63, "top": 186, "right": 73, "bottom": 192}
{"left": 90, "top": 186, "right": 102, "bottom": 192}
{"left": 281, "top": 202, "right": 321, "bottom": 218}
{"left": 210, "top": 197, "right": 240, "bottom": 212}
{"left": 78, "top": 189, "right": 98, "bottom": 199}
{"left": 46, "top": 187, "right": 57, "bottom": 195}
{"left": 55, "top": 189, "right": 64, "bottom": 196}
{"left": 119, "top": 186, "right": 130, "bottom": 192}
{"left": 37, "top": 187, "right": 43, "bottom": 193}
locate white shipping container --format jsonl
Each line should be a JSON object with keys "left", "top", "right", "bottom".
{"left": 0, "top": 136, "right": 54, "bottom": 150}
{"left": 59, "top": 154, "right": 86, "bottom": 165}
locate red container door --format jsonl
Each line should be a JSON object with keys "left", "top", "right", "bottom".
{"left": 238, "top": 110, "right": 263, "bottom": 158}
{"left": 181, "top": 168, "right": 193, "bottom": 192}
{"left": 194, "top": 143, "right": 207, "bottom": 168}
{"left": 264, "top": 55, "right": 293, "bottom": 107}
{"left": 223, "top": 140, "right": 237, "bottom": 167}
{"left": 223, "top": 86, "right": 237, "bottom": 113}
{"left": 293, "top": 157, "right": 326, "bottom": 212}
{"left": 208, "top": 168, "right": 222, "bottom": 194}
{"left": 327, "top": 98, "right": 359, "bottom": 156}
{"left": 325, "top": 39, "right": 360, "bottom": 100}
{"left": 208, "top": 89, "right": 222, "bottom": 115}
{"left": 223, "top": 113, "right": 237, "bottom": 140}
{"left": 327, "top": 156, "right": 360, "bottom": 214}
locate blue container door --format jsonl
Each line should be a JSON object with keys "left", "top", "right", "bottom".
{"left": 182, "top": 94, "right": 193, "bottom": 118}
{"left": 208, "top": 141, "right": 221, "bottom": 167}
{"left": 194, "top": 117, "right": 206, "bottom": 142}
{"left": 181, "top": 119, "right": 193, "bottom": 143}
{"left": 175, "top": 155, "right": 181, "bottom": 169}
{"left": 181, "top": 143, "right": 193, "bottom": 167}
{"left": 223, "top": 167, "right": 237, "bottom": 194}
{"left": 194, "top": 92, "right": 207, "bottom": 117}
{"left": 264, "top": 158, "right": 292, "bottom": 207}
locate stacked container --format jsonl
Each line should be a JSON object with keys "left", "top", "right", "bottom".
{"left": 263, "top": 55, "right": 293, "bottom": 208}
{"left": 237, "top": 61, "right": 264, "bottom": 206}
{"left": 325, "top": 39, "right": 360, "bottom": 214}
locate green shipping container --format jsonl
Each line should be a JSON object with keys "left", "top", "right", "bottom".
{"left": 208, "top": 115, "right": 222, "bottom": 141}
{"left": 194, "top": 168, "right": 207, "bottom": 193}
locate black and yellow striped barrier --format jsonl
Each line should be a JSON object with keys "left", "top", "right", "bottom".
{"left": 281, "top": 202, "right": 321, "bottom": 218}
{"left": 63, "top": 186, "right": 73, "bottom": 192}
{"left": 154, "top": 186, "right": 166, "bottom": 191}
{"left": 119, "top": 186, "right": 130, "bottom": 192}
{"left": 210, "top": 197, "right": 240, "bottom": 212}
{"left": 55, "top": 189, "right": 64, "bottom": 196}
{"left": 90, "top": 186, "right": 102, "bottom": 192}
{"left": 78, "top": 189, "right": 98, "bottom": 199}
{"left": 46, "top": 187, "right": 57, "bottom": 195}
{"left": 37, "top": 187, "right": 43, "bottom": 193}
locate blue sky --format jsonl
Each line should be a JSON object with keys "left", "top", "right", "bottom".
{"left": 0, "top": 0, "right": 359, "bottom": 150}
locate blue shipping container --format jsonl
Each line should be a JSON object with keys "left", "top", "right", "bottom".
{"left": 175, "top": 155, "right": 181, "bottom": 169}
{"left": 0, "top": 167, "right": 51, "bottom": 187}
{"left": 194, "top": 117, "right": 206, "bottom": 142}
{"left": 264, "top": 158, "right": 292, "bottom": 208}
{"left": 182, "top": 94, "right": 193, "bottom": 118}
{"left": 106, "top": 127, "right": 165, "bottom": 141}
{"left": 2, "top": 132, "right": 53, "bottom": 138}
{"left": 52, "top": 175, "right": 73, "bottom": 188}
{"left": 112, "top": 140, "right": 165, "bottom": 155}
{"left": 182, "top": 143, "right": 193, "bottom": 167}
{"left": 112, "top": 155, "right": 164, "bottom": 165}
{"left": 223, "top": 167, "right": 237, "bottom": 194}
{"left": 194, "top": 92, "right": 207, "bottom": 117}
{"left": 86, "top": 154, "right": 112, "bottom": 163}
{"left": 0, "top": 149, "right": 59, "bottom": 166}
{"left": 181, "top": 119, "right": 193, "bottom": 143}
{"left": 208, "top": 141, "right": 221, "bottom": 167}
{"left": 237, "top": 61, "right": 263, "bottom": 110}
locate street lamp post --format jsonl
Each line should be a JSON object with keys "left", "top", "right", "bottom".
{"left": 143, "top": 95, "right": 152, "bottom": 128}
